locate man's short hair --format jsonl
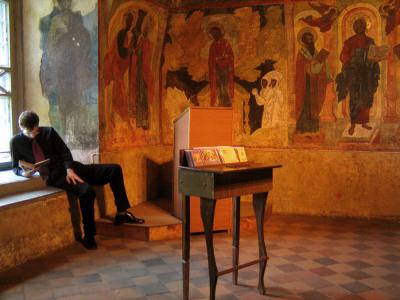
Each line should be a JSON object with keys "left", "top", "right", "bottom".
{"left": 18, "top": 111, "right": 39, "bottom": 130}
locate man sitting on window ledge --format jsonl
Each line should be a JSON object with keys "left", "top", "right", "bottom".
{"left": 10, "top": 111, "right": 145, "bottom": 250}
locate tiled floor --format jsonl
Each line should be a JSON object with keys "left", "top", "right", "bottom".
{"left": 1, "top": 215, "right": 399, "bottom": 300}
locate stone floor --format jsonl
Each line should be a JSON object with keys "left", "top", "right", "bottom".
{"left": 0, "top": 215, "right": 399, "bottom": 300}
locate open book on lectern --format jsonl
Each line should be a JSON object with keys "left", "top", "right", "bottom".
{"left": 184, "top": 146, "right": 248, "bottom": 168}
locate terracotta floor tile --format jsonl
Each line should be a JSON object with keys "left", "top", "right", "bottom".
{"left": 0, "top": 215, "right": 398, "bottom": 300}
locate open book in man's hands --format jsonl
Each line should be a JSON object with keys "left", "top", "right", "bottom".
{"left": 19, "top": 159, "right": 50, "bottom": 170}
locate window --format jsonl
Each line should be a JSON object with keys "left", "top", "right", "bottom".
{"left": 0, "top": 0, "right": 12, "bottom": 165}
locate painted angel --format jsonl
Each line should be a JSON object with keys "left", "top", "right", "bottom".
{"left": 300, "top": 1, "right": 340, "bottom": 33}
{"left": 379, "top": 0, "right": 400, "bottom": 35}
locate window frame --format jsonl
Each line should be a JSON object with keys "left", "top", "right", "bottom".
{"left": 0, "top": 0, "right": 24, "bottom": 171}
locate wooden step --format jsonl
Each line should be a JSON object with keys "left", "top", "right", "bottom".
{"left": 96, "top": 202, "right": 182, "bottom": 241}
{"left": 96, "top": 200, "right": 272, "bottom": 241}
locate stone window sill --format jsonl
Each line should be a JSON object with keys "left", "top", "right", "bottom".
{"left": 0, "top": 170, "right": 64, "bottom": 210}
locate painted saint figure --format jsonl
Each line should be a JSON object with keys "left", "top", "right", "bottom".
{"left": 336, "top": 18, "right": 380, "bottom": 136}
{"left": 104, "top": 10, "right": 152, "bottom": 129}
{"left": 295, "top": 28, "right": 330, "bottom": 133}
{"left": 39, "top": 0, "right": 92, "bottom": 139}
{"left": 208, "top": 23, "right": 234, "bottom": 107}
{"left": 39, "top": 1, "right": 61, "bottom": 132}
{"left": 104, "top": 12, "right": 133, "bottom": 128}
{"left": 133, "top": 17, "right": 152, "bottom": 129}
{"left": 252, "top": 71, "right": 283, "bottom": 128}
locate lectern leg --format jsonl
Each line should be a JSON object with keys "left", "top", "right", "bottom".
{"left": 232, "top": 196, "right": 240, "bottom": 285}
{"left": 253, "top": 192, "right": 269, "bottom": 295}
{"left": 200, "top": 198, "right": 218, "bottom": 300}
{"left": 182, "top": 195, "right": 190, "bottom": 300}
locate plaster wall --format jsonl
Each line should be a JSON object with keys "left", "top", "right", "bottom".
{"left": 247, "top": 148, "right": 400, "bottom": 219}
{"left": 0, "top": 193, "right": 75, "bottom": 271}
{"left": 98, "top": 145, "right": 400, "bottom": 220}
{"left": 23, "top": 0, "right": 51, "bottom": 125}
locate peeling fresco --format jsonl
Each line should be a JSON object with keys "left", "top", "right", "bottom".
{"left": 39, "top": 0, "right": 98, "bottom": 149}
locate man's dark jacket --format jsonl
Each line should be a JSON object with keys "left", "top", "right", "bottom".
{"left": 10, "top": 127, "right": 73, "bottom": 181}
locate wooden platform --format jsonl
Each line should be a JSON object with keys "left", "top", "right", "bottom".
{"left": 96, "top": 201, "right": 272, "bottom": 241}
{"left": 96, "top": 202, "right": 182, "bottom": 241}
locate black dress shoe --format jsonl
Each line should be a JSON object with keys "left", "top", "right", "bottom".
{"left": 81, "top": 235, "right": 97, "bottom": 250}
{"left": 114, "top": 211, "right": 145, "bottom": 225}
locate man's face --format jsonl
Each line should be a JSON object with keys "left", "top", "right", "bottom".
{"left": 21, "top": 126, "right": 40, "bottom": 139}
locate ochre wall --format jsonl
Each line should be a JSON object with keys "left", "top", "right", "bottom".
{"left": 98, "top": 144, "right": 400, "bottom": 220}
{"left": 0, "top": 193, "right": 75, "bottom": 271}
{"left": 248, "top": 148, "right": 400, "bottom": 219}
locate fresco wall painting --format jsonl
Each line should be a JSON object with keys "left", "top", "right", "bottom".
{"left": 290, "top": 1, "right": 399, "bottom": 148}
{"left": 161, "top": 0, "right": 400, "bottom": 151}
{"left": 99, "top": 0, "right": 167, "bottom": 151}
{"left": 288, "top": 0, "right": 399, "bottom": 148}
{"left": 94, "top": 1, "right": 400, "bottom": 152}
{"left": 162, "top": 4, "right": 288, "bottom": 148}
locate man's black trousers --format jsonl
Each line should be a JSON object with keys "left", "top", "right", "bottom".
{"left": 47, "top": 161, "right": 131, "bottom": 236}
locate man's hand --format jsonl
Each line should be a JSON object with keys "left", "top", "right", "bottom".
{"left": 21, "top": 167, "right": 38, "bottom": 178}
{"left": 66, "top": 168, "right": 84, "bottom": 185}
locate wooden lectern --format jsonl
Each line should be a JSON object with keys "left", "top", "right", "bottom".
{"left": 179, "top": 163, "right": 281, "bottom": 300}
{"left": 173, "top": 107, "right": 233, "bottom": 232}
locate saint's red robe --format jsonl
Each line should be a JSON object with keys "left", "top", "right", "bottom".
{"left": 104, "top": 35, "right": 152, "bottom": 124}
{"left": 208, "top": 38, "right": 234, "bottom": 106}
{"left": 295, "top": 48, "right": 328, "bottom": 121}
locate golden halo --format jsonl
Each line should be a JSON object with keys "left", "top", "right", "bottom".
{"left": 297, "top": 27, "right": 318, "bottom": 45}
{"left": 350, "top": 15, "right": 372, "bottom": 30}
{"left": 206, "top": 21, "right": 225, "bottom": 37}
